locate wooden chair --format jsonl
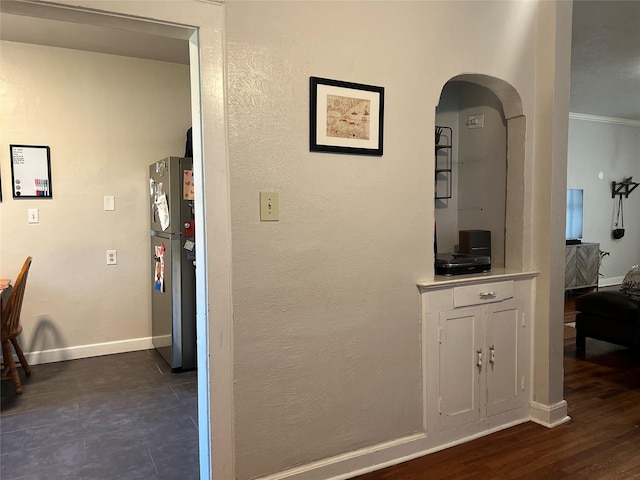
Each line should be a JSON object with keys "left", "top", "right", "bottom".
{"left": 1, "top": 257, "right": 32, "bottom": 394}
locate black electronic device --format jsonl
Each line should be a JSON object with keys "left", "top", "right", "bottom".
{"left": 435, "top": 253, "right": 491, "bottom": 276}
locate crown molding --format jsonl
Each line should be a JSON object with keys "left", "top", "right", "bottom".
{"left": 569, "top": 112, "right": 640, "bottom": 127}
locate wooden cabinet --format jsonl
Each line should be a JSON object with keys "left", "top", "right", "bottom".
{"left": 565, "top": 242, "right": 599, "bottom": 290}
{"left": 421, "top": 276, "right": 532, "bottom": 435}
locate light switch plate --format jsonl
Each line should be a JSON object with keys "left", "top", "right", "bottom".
{"left": 260, "top": 191, "right": 279, "bottom": 221}
{"left": 28, "top": 209, "right": 39, "bottom": 224}
{"left": 467, "top": 114, "right": 484, "bottom": 129}
{"left": 104, "top": 195, "right": 115, "bottom": 211}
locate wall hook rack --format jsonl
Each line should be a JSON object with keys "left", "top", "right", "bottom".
{"left": 611, "top": 178, "right": 639, "bottom": 198}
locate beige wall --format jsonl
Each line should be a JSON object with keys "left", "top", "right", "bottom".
{"left": 530, "top": 0, "right": 573, "bottom": 419}
{"left": 0, "top": 41, "right": 191, "bottom": 359}
{"left": 225, "top": 1, "right": 568, "bottom": 478}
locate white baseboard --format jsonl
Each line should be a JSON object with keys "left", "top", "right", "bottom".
{"left": 24, "top": 337, "right": 154, "bottom": 365}
{"left": 529, "top": 400, "right": 571, "bottom": 428}
{"left": 256, "top": 415, "right": 530, "bottom": 480}
{"left": 256, "top": 433, "right": 426, "bottom": 480}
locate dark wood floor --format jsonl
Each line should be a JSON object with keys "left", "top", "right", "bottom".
{"left": 354, "top": 287, "right": 640, "bottom": 480}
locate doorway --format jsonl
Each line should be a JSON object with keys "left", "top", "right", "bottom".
{"left": 0, "top": 2, "right": 218, "bottom": 477}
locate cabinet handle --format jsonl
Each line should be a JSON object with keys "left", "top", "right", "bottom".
{"left": 479, "top": 291, "right": 497, "bottom": 299}
{"left": 490, "top": 345, "right": 495, "bottom": 364}
{"left": 477, "top": 348, "right": 483, "bottom": 367}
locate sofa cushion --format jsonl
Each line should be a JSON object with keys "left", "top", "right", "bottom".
{"left": 575, "top": 291, "right": 640, "bottom": 325}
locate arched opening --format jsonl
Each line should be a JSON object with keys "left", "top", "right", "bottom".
{"left": 435, "top": 74, "right": 527, "bottom": 272}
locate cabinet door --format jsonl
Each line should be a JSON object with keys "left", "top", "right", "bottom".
{"left": 566, "top": 243, "right": 599, "bottom": 290}
{"left": 486, "top": 299, "right": 523, "bottom": 416}
{"left": 438, "top": 307, "right": 483, "bottom": 429}
{"left": 576, "top": 243, "right": 599, "bottom": 287}
{"left": 565, "top": 246, "right": 576, "bottom": 289}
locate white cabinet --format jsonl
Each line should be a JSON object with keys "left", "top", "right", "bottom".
{"left": 486, "top": 299, "right": 523, "bottom": 416}
{"left": 422, "top": 276, "right": 532, "bottom": 435}
{"left": 437, "top": 306, "right": 483, "bottom": 429}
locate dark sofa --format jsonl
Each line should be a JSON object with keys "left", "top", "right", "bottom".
{"left": 575, "top": 290, "right": 640, "bottom": 351}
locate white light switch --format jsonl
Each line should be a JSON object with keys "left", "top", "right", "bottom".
{"left": 104, "top": 196, "right": 115, "bottom": 211}
{"left": 28, "top": 209, "right": 39, "bottom": 224}
{"left": 260, "top": 191, "right": 279, "bottom": 221}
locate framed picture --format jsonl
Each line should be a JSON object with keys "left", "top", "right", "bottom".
{"left": 10, "top": 145, "right": 53, "bottom": 199}
{"left": 310, "top": 77, "right": 384, "bottom": 156}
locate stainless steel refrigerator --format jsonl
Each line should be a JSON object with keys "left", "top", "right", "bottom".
{"left": 149, "top": 157, "right": 196, "bottom": 371}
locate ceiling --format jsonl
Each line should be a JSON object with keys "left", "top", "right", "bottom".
{"left": 0, "top": 1, "right": 192, "bottom": 65}
{"left": 570, "top": 0, "right": 640, "bottom": 121}
{"left": 0, "top": 0, "right": 638, "bottom": 120}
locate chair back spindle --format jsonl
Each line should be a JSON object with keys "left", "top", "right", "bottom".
{"left": 2, "top": 257, "right": 32, "bottom": 337}
{"left": 1, "top": 256, "right": 33, "bottom": 394}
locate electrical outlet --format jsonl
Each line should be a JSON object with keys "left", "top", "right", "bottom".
{"left": 106, "top": 250, "right": 117, "bottom": 265}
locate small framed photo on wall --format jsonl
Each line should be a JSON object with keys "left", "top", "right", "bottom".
{"left": 310, "top": 77, "right": 384, "bottom": 156}
{"left": 10, "top": 145, "right": 53, "bottom": 199}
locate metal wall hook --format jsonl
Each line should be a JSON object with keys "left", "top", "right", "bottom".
{"left": 612, "top": 178, "right": 639, "bottom": 199}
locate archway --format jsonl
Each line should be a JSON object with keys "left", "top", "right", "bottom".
{"left": 435, "top": 74, "right": 527, "bottom": 272}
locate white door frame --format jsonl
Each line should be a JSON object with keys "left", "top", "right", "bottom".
{"left": 1, "top": 1, "right": 234, "bottom": 478}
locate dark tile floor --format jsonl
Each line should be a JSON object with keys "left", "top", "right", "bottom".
{"left": 1, "top": 350, "right": 199, "bottom": 479}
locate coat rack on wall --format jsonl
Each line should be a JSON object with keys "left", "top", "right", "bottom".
{"left": 611, "top": 177, "right": 639, "bottom": 198}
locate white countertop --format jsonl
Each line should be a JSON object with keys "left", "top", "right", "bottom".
{"left": 417, "top": 268, "right": 539, "bottom": 290}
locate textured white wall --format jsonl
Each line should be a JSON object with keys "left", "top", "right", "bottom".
{"left": 225, "top": 1, "right": 545, "bottom": 478}
{"left": 567, "top": 118, "right": 640, "bottom": 283}
{"left": 0, "top": 42, "right": 191, "bottom": 356}
{"left": 530, "top": 0, "right": 573, "bottom": 417}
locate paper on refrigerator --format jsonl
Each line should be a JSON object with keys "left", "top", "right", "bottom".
{"left": 183, "top": 170, "right": 194, "bottom": 200}
{"left": 155, "top": 193, "right": 170, "bottom": 230}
